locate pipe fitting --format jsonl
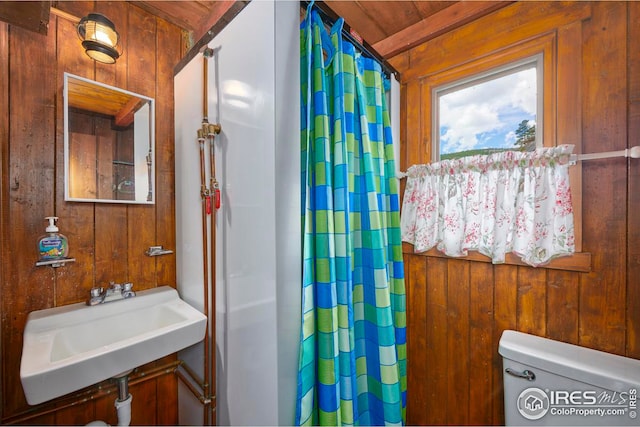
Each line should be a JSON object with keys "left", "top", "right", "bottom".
{"left": 115, "top": 394, "right": 132, "bottom": 426}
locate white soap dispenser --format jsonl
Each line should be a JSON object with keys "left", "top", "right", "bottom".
{"left": 38, "top": 216, "right": 69, "bottom": 260}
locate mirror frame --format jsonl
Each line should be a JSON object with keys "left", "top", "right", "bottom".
{"left": 63, "top": 72, "right": 155, "bottom": 204}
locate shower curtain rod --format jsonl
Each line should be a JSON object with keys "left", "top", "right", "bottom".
{"left": 397, "top": 145, "right": 640, "bottom": 178}
{"left": 301, "top": 0, "right": 400, "bottom": 80}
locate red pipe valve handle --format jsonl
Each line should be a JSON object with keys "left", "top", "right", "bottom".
{"left": 214, "top": 188, "right": 221, "bottom": 210}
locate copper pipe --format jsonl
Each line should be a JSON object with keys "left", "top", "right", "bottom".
{"left": 175, "top": 366, "right": 212, "bottom": 405}
{"left": 198, "top": 128, "right": 211, "bottom": 427}
{"left": 209, "top": 136, "right": 216, "bottom": 426}
{"left": 199, "top": 47, "right": 220, "bottom": 427}
{"left": 209, "top": 138, "right": 216, "bottom": 213}
{"left": 2, "top": 361, "right": 180, "bottom": 425}
{"left": 203, "top": 55, "right": 208, "bottom": 122}
{"left": 208, "top": 131, "right": 217, "bottom": 425}
{"left": 179, "top": 358, "right": 206, "bottom": 388}
{"left": 201, "top": 47, "right": 215, "bottom": 123}
{"left": 201, "top": 51, "right": 213, "bottom": 427}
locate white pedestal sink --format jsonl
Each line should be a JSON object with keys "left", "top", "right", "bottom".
{"left": 20, "top": 286, "right": 206, "bottom": 406}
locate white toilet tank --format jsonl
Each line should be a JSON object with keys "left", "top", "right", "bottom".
{"left": 499, "top": 330, "right": 640, "bottom": 426}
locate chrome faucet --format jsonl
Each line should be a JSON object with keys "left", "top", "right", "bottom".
{"left": 87, "top": 282, "right": 136, "bottom": 306}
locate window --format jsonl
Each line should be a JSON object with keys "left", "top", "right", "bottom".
{"left": 407, "top": 31, "right": 589, "bottom": 268}
{"left": 433, "top": 55, "right": 542, "bottom": 161}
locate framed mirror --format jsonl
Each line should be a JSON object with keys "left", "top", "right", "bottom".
{"left": 64, "top": 72, "right": 155, "bottom": 204}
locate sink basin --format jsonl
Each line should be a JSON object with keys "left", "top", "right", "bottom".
{"left": 20, "top": 286, "right": 206, "bottom": 405}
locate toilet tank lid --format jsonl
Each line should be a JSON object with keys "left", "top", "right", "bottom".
{"left": 499, "top": 330, "right": 640, "bottom": 391}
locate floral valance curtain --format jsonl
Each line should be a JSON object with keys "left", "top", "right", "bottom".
{"left": 400, "top": 145, "right": 575, "bottom": 267}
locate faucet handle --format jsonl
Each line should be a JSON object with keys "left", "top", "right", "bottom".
{"left": 121, "top": 282, "right": 136, "bottom": 299}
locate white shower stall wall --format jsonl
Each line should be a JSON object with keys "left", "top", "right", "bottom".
{"left": 174, "top": 1, "right": 301, "bottom": 425}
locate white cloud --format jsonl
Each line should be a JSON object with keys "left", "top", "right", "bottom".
{"left": 505, "top": 130, "right": 517, "bottom": 145}
{"left": 439, "top": 66, "right": 537, "bottom": 154}
{"left": 440, "top": 101, "right": 500, "bottom": 152}
{"left": 508, "top": 68, "right": 537, "bottom": 116}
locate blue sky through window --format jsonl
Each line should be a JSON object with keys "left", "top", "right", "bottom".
{"left": 438, "top": 66, "right": 537, "bottom": 156}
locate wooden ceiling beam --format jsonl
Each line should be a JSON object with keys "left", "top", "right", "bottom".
{"left": 192, "top": 0, "right": 237, "bottom": 45}
{"left": 372, "top": 1, "right": 512, "bottom": 59}
{"left": 0, "top": 1, "right": 50, "bottom": 34}
{"left": 114, "top": 97, "right": 144, "bottom": 128}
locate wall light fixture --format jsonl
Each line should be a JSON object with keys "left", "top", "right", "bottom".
{"left": 76, "top": 13, "right": 120, "bottom": 64}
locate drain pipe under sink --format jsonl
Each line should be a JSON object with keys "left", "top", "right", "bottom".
{"left": 86, "top": 372, "right": 133, "bottom": 426}
{"left": 114, "top": 374, "right": 132, "bottom": 426}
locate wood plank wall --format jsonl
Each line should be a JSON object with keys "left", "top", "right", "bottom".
{"left": 3, "top": 1, "right": 638, "bottom": 426}
{"left": 389, "top": 2, "right": 640, "bottom": 425}
{"left": 0, "top": 2, "right": 183, "bottom": 424}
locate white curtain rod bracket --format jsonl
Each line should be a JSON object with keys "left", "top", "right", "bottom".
{"left": 569, "top": 145, "right": 640, "bottom": 165}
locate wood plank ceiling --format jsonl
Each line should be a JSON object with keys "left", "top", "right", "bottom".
{"left": 0, "top": 1, "right": 509, "bottom": 62}
{"left": 131, "top": 0, "right": 510, "bottom": 61}
{"left": 0, "top": 0, "right": 512, "bottom": 148}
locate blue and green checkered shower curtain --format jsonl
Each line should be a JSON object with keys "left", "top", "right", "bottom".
{"left": 296, "top": 5, "right": 407, "bottom": 426}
